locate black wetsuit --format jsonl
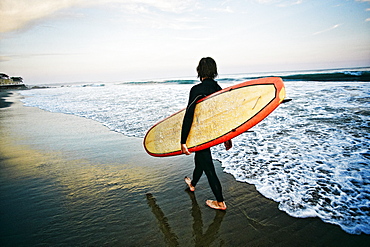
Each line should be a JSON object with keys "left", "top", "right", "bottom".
{"left": 181, "top": 78, "right": 224, "bottom": 202}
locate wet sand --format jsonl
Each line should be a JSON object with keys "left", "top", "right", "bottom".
{"left": 0, "top": 91, "right": 369, "bottom": 246}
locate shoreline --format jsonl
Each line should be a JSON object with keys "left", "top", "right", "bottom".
{"left": 0, "top": 91, "right": 369, "bottom": 246}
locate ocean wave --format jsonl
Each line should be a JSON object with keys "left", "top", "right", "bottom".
{"left": 213, "top": 81, "right": 370, "bottom": 235}
{"left": 226, "top": 69, "right": 370, "bottom": 82}
{"left": 278, "top": 71, "right": 370, "bottom": 82}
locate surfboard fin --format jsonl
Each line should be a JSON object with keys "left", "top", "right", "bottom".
{"left": 282, "top": 98, "right": 292, "bottom": 103}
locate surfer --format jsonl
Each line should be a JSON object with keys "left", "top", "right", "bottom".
{"left": 181, "top": 57, "right": 232, "bottom": 210}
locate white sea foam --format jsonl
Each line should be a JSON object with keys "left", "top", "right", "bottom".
{"left": 20, "top": 79, "right": 370, "bottom": 234}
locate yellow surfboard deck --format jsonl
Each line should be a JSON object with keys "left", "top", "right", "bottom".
{"left": 144, "top": 77, "right": 285, "bottom": 157}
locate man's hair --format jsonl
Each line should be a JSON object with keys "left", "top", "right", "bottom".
{"left": 197, "top": 57, "right": 218, "bottom": 79}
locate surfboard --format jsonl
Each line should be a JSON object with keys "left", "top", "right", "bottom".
{"left": 144, "top": 77, "right": 286, "bottom": 157}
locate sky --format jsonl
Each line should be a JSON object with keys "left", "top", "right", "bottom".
{"left": 1, "top": 0, "right": 370, "bottom": 84}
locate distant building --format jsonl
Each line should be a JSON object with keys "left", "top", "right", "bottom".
{"left": 0, "top": 73, "right": 23, "bottom": 85}
{"left": 0, "top": 73, "right": 26, "bottom": 89}
{"left": 11, "top": 77, "right": 23, "bottom": 84}
{"left": 0, "top": 73, "right": 12, "bottom": 85}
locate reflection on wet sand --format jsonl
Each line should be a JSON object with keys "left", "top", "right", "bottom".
{"left": 186, "top": 189, "right": 226, "bottom": 246}
{"left": 146, "top": 190, "right": 225, "bottom": 246}
{"left": 146, "top": 193, "right": 179, "bottom": 246}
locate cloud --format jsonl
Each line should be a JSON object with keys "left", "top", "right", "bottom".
{"left": 211, "top": 6, "right": 234, "bottom": 13}
{"left": 129, "top": 14, "right": 205, "bottom": 30}
{"left": 254, "top": 0, "right": 277, "bottom": 3}
{"left": 0, "top": 0, "right": 82, "bottom": 33}
{"left": 0, "top": 56, "right": 11, "bottom": 62}
{"left": 254, "top": 0, "right": 303, "bottom": 6}
{"left": 313, "top": 24, "right": 341, "bottom": 36}
{"left": 0, "top": 53, "right": 76, "bottom": 63}
{"left": 0, "top": 0, "right": 195, "bottom": 33}
{"left": 108, "top": 0, "right": 195, "bottom": 13}
{"left": 277, "top": 0, "right": 303, "bottom": 7}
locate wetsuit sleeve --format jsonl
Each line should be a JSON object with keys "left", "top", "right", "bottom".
{"left": 181, "top": 88, "right": 203, "bottom": 144}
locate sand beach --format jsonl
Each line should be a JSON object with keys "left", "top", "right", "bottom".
{"left": 0, "top": 91, "right": 369, "bottom": 246}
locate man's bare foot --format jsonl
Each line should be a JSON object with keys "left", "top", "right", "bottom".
{"left": 206, "top": 200, "right": 227, "bottom": 210}
{"left": 184, "top": 177, "right": 195, "bottom": 191}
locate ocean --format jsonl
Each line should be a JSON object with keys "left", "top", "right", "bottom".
{"left": 20, "top": 67, "right": 370, "bottom": 235}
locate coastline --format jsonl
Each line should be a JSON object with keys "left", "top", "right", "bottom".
{"left": 0, "top": 91, "right": 369, "bottom": 246}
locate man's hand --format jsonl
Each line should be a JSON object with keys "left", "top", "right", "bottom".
{"left": 224, "top": 140, "right": 232, "bottom": 151}
{"left": 181, "top": 144, "right": 191, "bottom": 155}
